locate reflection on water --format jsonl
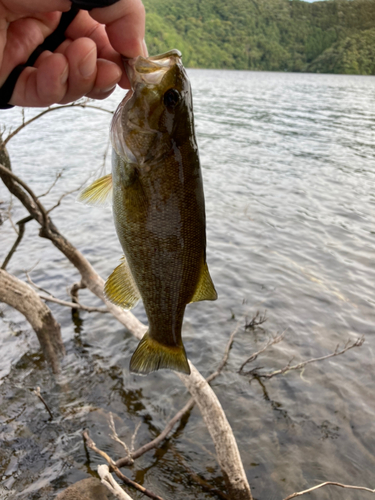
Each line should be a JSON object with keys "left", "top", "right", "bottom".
{"left": 0, "top": 70, "right": 375, "bottom": 499}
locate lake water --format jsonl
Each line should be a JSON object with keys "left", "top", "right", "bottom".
{"left": 0, "top": 70, "right": 374, "bottom": 500}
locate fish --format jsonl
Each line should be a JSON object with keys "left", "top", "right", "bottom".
{"left": 79, "top": 50, "right": 217, "bottom": 375}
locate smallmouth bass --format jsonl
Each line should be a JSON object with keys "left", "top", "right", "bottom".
{"left": 79, "top": 50, "right": 217, "bottom": 375}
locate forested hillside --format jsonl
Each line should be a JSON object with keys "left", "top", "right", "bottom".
{"left": 143, "top": 0, "right": 375, "bottom": 74}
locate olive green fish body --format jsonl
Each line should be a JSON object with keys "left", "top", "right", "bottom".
{"left": 79, "top": 50, "right": 217, "bottom": 375}
{"left": 112, "top": 141, "right": 206, "bottom": 349}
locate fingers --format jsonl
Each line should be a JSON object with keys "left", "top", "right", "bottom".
{"left": 9, "top": 52, "right": 68, "bottom": 107}
{"left": 8, "top": 38, "right": 122, "bottom": 107}
{"left": 0, "top": 13, "right": 61, "bottom": 86}
{"left": 90, "top": 0, "right": 146, "bottom": 58}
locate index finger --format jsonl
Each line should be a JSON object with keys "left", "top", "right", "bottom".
{"left": 89, "top": 0, "right": 146, "bottom": 58}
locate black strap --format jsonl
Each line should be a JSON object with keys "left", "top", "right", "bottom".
{"left": 0, "top": 0, "right": 121, "bottom": 109}
{"left": 72, "top": 0, "right": 121, "bottom": 8}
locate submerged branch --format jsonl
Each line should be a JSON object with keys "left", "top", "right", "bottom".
{"left": 283, "top": 481, "right": 375, "bottom": 499}
{"left": 33, "top": 386, "right": 54, "bottom": 419}
{"left": 252, "top": 337, "right": 365, "bottom": 380}
{"left": 83, "top": 431, "right": 165, "bottom": 500}
{"left": 239, "top": 330, "right": 287, "bottom": 374}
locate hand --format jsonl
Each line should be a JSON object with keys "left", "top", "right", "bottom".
{"left": 0, "top": 0, "right": 146, "bottom": 107}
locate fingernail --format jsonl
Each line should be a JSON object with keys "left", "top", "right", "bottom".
{"left": 79, "top": 47, "right": 97, "bottom": 78}
{"left": 142, "top": 39, "right": 148, "bottom": 58}
{"left": 60, "top": 63, "right": 69, "bottom": 85}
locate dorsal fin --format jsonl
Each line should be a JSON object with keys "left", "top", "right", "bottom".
{"left": 104, "top": 256, "right": 141, "bottom": 309}
{"left": 78, "top": 174, "right": 113, "bottom": 207}
{"left": 190, "top": 263, "right": 217, "bottom": 303}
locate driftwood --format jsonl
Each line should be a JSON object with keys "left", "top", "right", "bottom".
{"left": 0, "top": 135, "right": 253, "bottom": 499}
{"left": 0, "top": 268, "right": 64, "bottom": 373}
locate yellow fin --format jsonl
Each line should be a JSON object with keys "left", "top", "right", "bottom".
{"left": 130, "top": 333, "right": 190, "bottom": 375}
{"left": 78, "top": 174, "right": 113, "bottom": 206}
{"left": 104, "top": 257, "right": 140, "bottom": 309}
{"left": 190, "top": 263, "right": 218, "bottom": 303}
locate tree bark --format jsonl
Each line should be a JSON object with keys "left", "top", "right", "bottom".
{"left": 0, "top": 269, "right": 65, "bottom": 373}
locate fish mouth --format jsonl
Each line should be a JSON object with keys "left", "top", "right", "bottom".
{"left": 123, "top": 49, "right": 182, "bottom": 88}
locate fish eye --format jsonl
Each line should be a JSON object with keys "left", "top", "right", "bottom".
{"left": 163, "top": 88, "right": 181, "bottom": 109}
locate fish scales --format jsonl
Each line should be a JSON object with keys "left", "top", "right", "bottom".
{"left": 79, "top": 50, "right": 217, "bottom": 375}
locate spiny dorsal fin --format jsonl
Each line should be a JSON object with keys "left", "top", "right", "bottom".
{"left": 190, "top": 263, "right": 218, "bottom": 303}
{"left": 78, "top": 174, "right": 113, "bottom": 206}
{"left": 130, "top": 332, "right": 190, "bottom": 375}
{"left": 104, "top": 256, "right": 140, "bottom": 309}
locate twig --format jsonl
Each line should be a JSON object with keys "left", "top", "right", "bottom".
{"left": 83, "top": 430, "right": 165, "bottom": 500}
{"left": 39, "top": 294, "right": 109, "bottom": 313}
{"left": 283, "top": 481, "right": 375, "bottom": 499}
{"left": 6, "top": 195, "right": 18, "bottom": 234}
{"left": 130, "top": 421, "right": 141, "bottom": 453}
{"left": 239, "top": 330, "right": 287, "bottom": 373}
{"left": 98, "top": 465, "right": 134, "bottom": 500}
{"left": 109, "top": 413, "right": 133, "bottom": 462}
{"left": 1, "top": 215, "right": 33, "bottom": 270}
{"left": 244, "top": 310, "right": 267, "bottom": 329}
{"left": 47, "top": 185, "right": 85, "bottom": 214}
{"left": 25, "top": 271, "right": 108, "bottom": 313}
{"left": 38, "top": 171, "right": 63, "bottom": 198}
{"left": 25, "top": 269, "right": 52, "bottom": 296}
{"left": 2, "top": 101, "right": 113, "bottom": 147}
{"left": 33, "top": 387, "right": 53, "bottom": 419}
{"left": 254, "top": 336, "right": 365, "bottom": 380}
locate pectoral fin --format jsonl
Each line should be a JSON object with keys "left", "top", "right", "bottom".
{"left": 104, "top": 257, "right": 140, "bottom": 309}
{"left": 190, "top": 263, "right": 218, "bottom": 303}
{"left": 78, "top": 174, "right": 113, "bottom": 206}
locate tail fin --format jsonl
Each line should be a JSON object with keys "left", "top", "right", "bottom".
{"left": 130, "top": 333, "right": 190, "bottom": 375}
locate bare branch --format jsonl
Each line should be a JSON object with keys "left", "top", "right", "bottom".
{"left": 6, "top": 195, "right": 18, "bottom": 234}
{"left": 25, "top": 271, "right": 108, "bottom": 313}
{"left": 83, "top": 431, "right": 165, "bottom": 500}
{"left": 33, "top": 386, "right": 53, "bottom": 419}
{"left": 1, "top": 215, "right": 33, "bottom": 270}
{"left": 2, "top": 101, "right": 113, "bottom": 148}
{"left": 47, "top": 185, "right": 85, "bottom": 214}
{"left": 253, "top": 337, "right": 365, "bottom": 380}
{"left": 239, "top": 330, "right": 287, "bottom": 374}
{"left": 38, "top": 171, "right": 63, "bottom": 199}
{"left": 283, "top": 481, "right": 375, "bottom": 499}
{"left": 0, "top": 269, "right": 64, "bottom": 373}
{"left": 244, "top": 310, "right": 267, "bottom": 329}
{"left": 39, "top": 294, "right": 109, "bottom": 313}
{"left": 130, "top": 421, "right": 141, "bottom": 453}
{"left": 98, "top": 465, "right": 134, "bottom": 500}
{"left": 109, "top": 413, "right": 133, "bottom": 462}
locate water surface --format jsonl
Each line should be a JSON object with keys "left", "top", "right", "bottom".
{"left": 0, "top": 70, "right": 374, "bottom": 500}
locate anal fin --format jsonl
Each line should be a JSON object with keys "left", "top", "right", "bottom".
{"left": 190, "top": 263, "right": 218, "bottom": 303}
{"left": 104, "top": 256, "right": 140, "bottom": 309}
{"left": 130, "top": 333, "right": 190, "bottom": 375}
{"left": 78, "top": 174, "right": 113, "bottom": 206}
